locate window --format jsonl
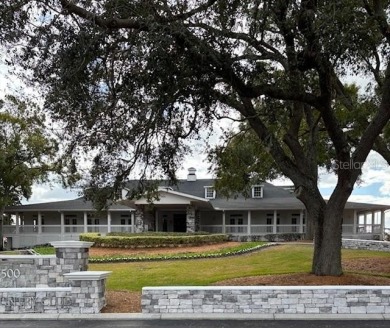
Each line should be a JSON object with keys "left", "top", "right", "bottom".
{"left": 252, "top": 185, "right": 263, "bottom": 198}
{"left": 204, "top": 186, "right": 216, "bottom": 199}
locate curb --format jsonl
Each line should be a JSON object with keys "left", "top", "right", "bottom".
{"left": 0, "top": 313, "right": 388, "bottom": 321}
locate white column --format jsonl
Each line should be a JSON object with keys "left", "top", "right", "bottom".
{"left": 131, "top": 211, "right": 135, "bottom": 233}
{"left": 247, "top": 210, "right": 251, "bottom": 236}
{"left": 364, "top": 213, "right": 367, "bottom": 232}
{"left": 380, "top": 210, "right": 385, "bottom": 240}
{"left": 222, "top": 211, "right": 226, "bottom": 234}
{"left": 353, "top": 210, "right": 357, "bottom": 236}
{"left": 107, "top": 211, "right": 112, "bottom": 233}
{"left": 15, "top": 212, "right": 20, "bottom": 234}
{"left": 37, "top": 211, "right": 42, "bottom": 234}
{"left": 273, "top": 210, "right": 277, "bottom": 234}
{"left": 83, "top": 212, "right": 88, "bottom": 233}
{"left": 299, "top": 210, "right": 304, "bottom": 233}
{"left": 60, "top": 212, "right": 65, "bottom": 235}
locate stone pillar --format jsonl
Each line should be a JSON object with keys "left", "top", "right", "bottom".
{"left": 186, "top": 205, "right": 196, "bottom": 233}
{"left": 51, "top": 241, "right": 94, "bottom": 278}
{"left": 135, "top": 208, "right": 144, "bottom": 233}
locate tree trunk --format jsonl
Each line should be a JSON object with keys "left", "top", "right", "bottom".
{"left": 0, "top": 207, "right": 4, "bottom": 251}
{"left": 311, "top": 204, "right": 344, "bottom": 276}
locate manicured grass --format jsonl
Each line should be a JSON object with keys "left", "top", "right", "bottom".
{"left": 89, "top": 244, "right": 390, "bottom": 292}
{"left": 89, "top": 244, "right": 313, "bottom": 291}
{"left": 33, "top": 246, "right": 56, "bottom": 255}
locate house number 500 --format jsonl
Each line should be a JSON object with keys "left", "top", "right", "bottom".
{"left": 0, "top": 269, "right": 21, "bottom": 279}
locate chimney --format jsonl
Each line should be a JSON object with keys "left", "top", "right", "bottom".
{"left": 187, "top": 167, "right": 197, "bottom": 181}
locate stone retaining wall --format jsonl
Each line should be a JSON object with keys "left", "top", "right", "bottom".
{"left": 0, "top": 241, "right": 111, "bottom": 314}
{"left": 142, "top": 286, "right": 390, "bottom": 314}
{"left": 342, "top": 239, "right": 390, "bottom": 252}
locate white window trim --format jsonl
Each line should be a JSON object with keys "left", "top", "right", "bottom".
{"left": 204, "top": 186, "right": 216, "bottom": 199}
{"left": 252, "top": 185, "right": 264, "bottom": 198}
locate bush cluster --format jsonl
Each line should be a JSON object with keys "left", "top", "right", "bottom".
{"left": 79, "top": 233, "right": 228, "bottom": 248}
{"left": 264, "top": 233, "right": 305, "bottom": 242}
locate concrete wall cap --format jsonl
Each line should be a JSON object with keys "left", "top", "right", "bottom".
{"left": 50, "top": 241, "right": 94, "bottom": 248}
{"left": 0, "top": 287, "right": 71, "bottom": 292}
{"left": 64, "top": 271, "right": 112, "bottom": 281}
{"left": 142, "top": 285, "right": 390, "bottom": 291}
{"left": 0, "top": 255, "right": 55, "bottom": 259}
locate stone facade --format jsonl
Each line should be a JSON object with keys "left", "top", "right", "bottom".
{"left": 135, "top": 209, "right": 145, "bottom": 233}
{"left": 342, "top": 239, "right": 390, "bottom": 252}
{"left": 142, "top": 286, "right": 390, "bottom": 314}
{"left": 186, "top": 205, "right": 196, "bottom": 233}
{"left": 0, "top": 241, "right": 110, "bottom": 314}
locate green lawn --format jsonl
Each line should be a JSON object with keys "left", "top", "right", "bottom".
{"left": 89, "top": 244, "right": 313, "bottom": 291}
{"left": 89, "top": 244, "right": 390, "bottom": 291}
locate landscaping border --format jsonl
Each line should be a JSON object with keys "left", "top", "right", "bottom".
{"left": 88, "top": 243, "right": 275, "bottom": 263}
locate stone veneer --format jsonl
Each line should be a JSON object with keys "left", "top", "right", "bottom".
{"left": 142, "top": 286, "right": 390, "bottom": 314}
{"left": 0, "top": 241, "right": 111, "bottom": 314}
{"left": 342, "top": 239, "right": 390, "bottom": 252}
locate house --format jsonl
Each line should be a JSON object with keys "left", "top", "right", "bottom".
{"left": 3, "top": 168, "right": 389, "bottom": 249}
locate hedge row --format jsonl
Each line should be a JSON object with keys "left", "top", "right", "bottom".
{"left": 79, "top": 233, "right": 229, "bottom": 248}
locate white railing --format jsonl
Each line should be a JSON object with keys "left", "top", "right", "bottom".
{"left": 110, "top": 225, "right": 134, "bottom": 233}
{"left": 2, "top": 223, "right": 382, "bottom": 237}
{"left": 251, "top": 225, "right": 273, "bottom": 234}
{"left": 42, "top": 225, "right": 62, "bottom": 233}
{"left": 225, "top": 225, "right": 247, "bottom": 234}
{"left": 87, "top": 225, "right": 108, "bottom": 234}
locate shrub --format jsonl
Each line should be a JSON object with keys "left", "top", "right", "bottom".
{"left": 279, "top": 233, "right": 304, "bottom": 241}
{"left": 264, "top": 234, "right": 277, "bottom": 242}
{"left": 79, "top": 233, "right": 228, "bottom": 248}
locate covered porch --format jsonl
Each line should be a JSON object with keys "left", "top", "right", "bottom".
{"left": 199, "top": 206, "right": 388, "bottom": 240}
{"left": 3, "top": 198, "right": 135, "bottom": 249}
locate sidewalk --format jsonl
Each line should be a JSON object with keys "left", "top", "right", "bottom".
{"left": 0, "top": 313, "right": 389, "bottom": 321}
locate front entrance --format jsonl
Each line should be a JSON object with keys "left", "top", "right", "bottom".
{"left": 173, "top": 213, "right": 187, "bottom": 232}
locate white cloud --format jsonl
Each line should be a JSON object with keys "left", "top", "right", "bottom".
{"left": 22, "top": 183, "right": 80, "bottom": 205}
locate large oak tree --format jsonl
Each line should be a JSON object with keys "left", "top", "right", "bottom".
{"left": 1, "top": 0, "right": 390, "bottom": 275}
{"left": 0, "top": 96, "right": 58, "bottom": 250}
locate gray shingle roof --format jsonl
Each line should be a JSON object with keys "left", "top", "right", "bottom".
{"left": 5, "top": 180, "right": 389, "bottom": 213}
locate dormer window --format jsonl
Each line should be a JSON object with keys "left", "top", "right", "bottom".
{"left": 204, "top": 186, "right": 216, "bottom": 199}
{"left": 252, "top": 185, "right": 263, "bottom": 198}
